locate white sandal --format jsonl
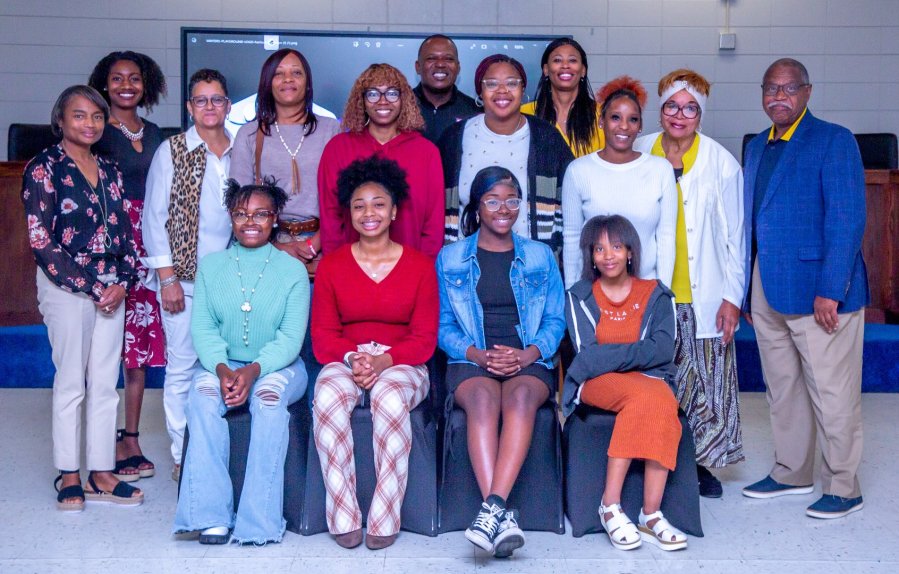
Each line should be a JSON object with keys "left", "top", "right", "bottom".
{"left": 598, "top": 500, "right": 642, "bottom": 550}
{"left": 638, "top": 509, "right": 687, "bottom": 551}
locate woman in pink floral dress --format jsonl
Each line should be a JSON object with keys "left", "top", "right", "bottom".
{"left": 89, "top": 51, "right": 168, "bottom": 481}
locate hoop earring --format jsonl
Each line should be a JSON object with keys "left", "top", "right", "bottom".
{"left": 475, "top": 212, "right": 480, "bottom": 223}
{"left": 475, "top": 95, "right": 483, "bottom": 108}
{"left": 364, "top": 115, "right": 370, "bottom": 127}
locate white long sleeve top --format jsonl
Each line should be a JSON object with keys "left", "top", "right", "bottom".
{"left": 141, "top": 126, "right": 234, "bottom": 294}
{"left": 561, "top": 151, "right": 677, "bottom": 289}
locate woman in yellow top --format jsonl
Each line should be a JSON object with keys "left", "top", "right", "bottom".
{"left": 634, "top": 69, "right": 746, "bottom": 499}
{"left": 521, "top": 38, "right": 603, "bottom": 158}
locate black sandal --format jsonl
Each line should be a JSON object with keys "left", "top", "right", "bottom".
{"left": 114, "top": 429, "right": 155, "bottom": 480}
{"left": 54, "top": 471, "right": 85, "bottom": 512}
{"left": 84, "top": 473, "right": 144, "bottom": 506}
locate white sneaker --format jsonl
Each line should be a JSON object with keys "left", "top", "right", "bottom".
{"left": 465, "top": 501, "right": 504, "bottom": 552}
{"left": 493, "top": 509, "right": 525, "bottom": 558}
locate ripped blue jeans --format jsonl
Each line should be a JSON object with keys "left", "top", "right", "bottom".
{"left": 173, "top": 356, "right": 307, "bottom": 544}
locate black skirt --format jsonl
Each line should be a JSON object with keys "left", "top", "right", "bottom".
{"left": 445, "top": 361, "right": 556, "bottom": 396}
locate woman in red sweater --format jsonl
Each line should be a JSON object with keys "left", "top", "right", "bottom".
{"left": 317, "top": 63, "right": 444, "bottom": 258}
{"left": 312, "top": 155, "right": 438, "bottom": 550}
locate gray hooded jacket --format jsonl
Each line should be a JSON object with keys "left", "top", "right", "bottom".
{"left": 562, "top": 278, "right": 677, "bottom": 417}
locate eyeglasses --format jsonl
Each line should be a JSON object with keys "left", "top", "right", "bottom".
{"left": 231, "top": 210, "right": 275, "bottom": 224}
{"left": 662, "top": 101, "right": 701, "bottom": 119}
{"left": 189, "top": 95, "right": 229, "bottom": 108}
{"left": 482, "top": 198, "right": 522, "bottom": 212}
{"left": 481, "top": 78, "right": 524, "bottom": 91}
{"left": 364, "top": 88, "right": 401, "bottom": 103}
{"left": 761, "top": 82, "right": 809, "bottom": 97}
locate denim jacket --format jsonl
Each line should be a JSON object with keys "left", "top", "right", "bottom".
{"left": 436, "top": 230, "right": 566, "bottom": 369}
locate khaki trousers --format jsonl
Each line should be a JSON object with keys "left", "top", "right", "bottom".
{"left": 36, "top": 270, "right": 123, "bottom": 471}
{"left": 750, "top": 261, "right": 864, "bottom": 498}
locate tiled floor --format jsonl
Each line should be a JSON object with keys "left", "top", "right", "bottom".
{"left": 1, "top": 389, "right": 896, "bottom": 573}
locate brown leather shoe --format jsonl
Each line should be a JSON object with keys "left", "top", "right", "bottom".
{"left": 365, "top": 532, "right": 397, "bottom": 550}
{"left": 335, "top": 528, "right": 363, "bottom": 549}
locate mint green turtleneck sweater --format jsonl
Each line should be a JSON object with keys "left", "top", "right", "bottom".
{"left": 191, "top": 243, "right": 310, "bottom": 377}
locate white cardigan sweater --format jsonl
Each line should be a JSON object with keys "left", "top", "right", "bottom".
{"left": 634, "top": 132, "right": 746, "bottom": 339}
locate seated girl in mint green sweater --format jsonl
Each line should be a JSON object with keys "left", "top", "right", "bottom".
{"left": 173, "top": 177, "right": 310, "bottom": 546}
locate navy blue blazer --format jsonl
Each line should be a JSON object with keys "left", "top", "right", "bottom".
{"left": 742, "top": 111, "right": 869, "bottom": 315}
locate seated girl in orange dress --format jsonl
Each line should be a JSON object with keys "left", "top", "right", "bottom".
{"left": 562, "top": 214, "right": 686, "bottom": 552}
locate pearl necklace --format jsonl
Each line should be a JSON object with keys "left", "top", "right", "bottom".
{"left": 117, "top": 121, "right": 144, "bottom": 142}
{"left": 274, "top": 121, "right": 306, "bottom": 158}
{"left": 234, "top": 244, "right": 273, "bottom": 346}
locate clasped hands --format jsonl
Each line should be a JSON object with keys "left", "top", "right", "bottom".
{"left": 216, "top": 362, "right": 261, "bottom": 407}
{"left": 468, "top": 344, "right": 541, "bottom": 377}
{"left": 349, "top": 352, "right": 393, "bottom": 390}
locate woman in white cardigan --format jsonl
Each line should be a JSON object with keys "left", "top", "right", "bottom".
{"left": 561, "top": 76, "right": 677, "bottom": 290}
{"left": 634, "top": 69, "right": 746, "bottom": 498}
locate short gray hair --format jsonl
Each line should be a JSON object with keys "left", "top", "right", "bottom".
{"left": 764, "top": 58, "right": 810, "bottom": 85}
{"left": 50, "top": 85, "right": 109, "bottom": 137}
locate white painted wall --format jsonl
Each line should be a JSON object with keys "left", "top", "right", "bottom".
{"left": 1, "top": 0, "right": 898, "bottom": 160}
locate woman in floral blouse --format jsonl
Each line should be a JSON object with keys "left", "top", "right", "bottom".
{"left": 23, "top": 85, "right": 144, "bottom": 511}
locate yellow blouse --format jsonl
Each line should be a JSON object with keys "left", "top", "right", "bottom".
{"left": 521, "top": 101, "right": 604, "bottom": 158}
{"left": 649, "top": 133, "right": 699, "bottom": 304}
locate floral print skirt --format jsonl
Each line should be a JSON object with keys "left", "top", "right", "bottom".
{"left": 122, "top": 199, "right": 166, "bottom": 369}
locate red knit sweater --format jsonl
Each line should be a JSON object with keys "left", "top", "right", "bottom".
{"left": 317, "top": 130, "right": 445, "bottom": 258}
{"left": 311, "top": 244, "right": 439, "bottom": 366}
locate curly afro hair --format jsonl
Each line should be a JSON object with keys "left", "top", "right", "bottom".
{"left": 336, "top": 155, "right": 410, "bottom": 208}
{"left": 596, "top": 75, "right": 647, "bottom": 118}
{"left": 88, "top": 51, "right": 167, "bottom": 113}
{"left": 341, "top": 63, "right": 424, "bottom": 133}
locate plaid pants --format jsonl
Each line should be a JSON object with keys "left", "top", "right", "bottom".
{"left": 313, "top": 362, "right": 429, "bottom": 537}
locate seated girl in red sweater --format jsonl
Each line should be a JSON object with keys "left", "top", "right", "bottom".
{"left": 311, "top": 155, "right": 438, "bottom": 551}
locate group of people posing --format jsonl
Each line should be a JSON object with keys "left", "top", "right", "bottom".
{"left": 24, "top": 32, "right": 868, "bottom": 558}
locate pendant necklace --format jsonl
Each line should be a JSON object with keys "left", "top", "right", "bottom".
{"left": 93, "top": 158, "right": 113, "bottom": 248}
{"left": 235, "top": 243, "right": 273, "bottom": 346}
{"left": 274, "top": 121, "right": 306, "bottom": 194}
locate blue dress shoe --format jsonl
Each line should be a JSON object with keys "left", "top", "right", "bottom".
{"left": 806, "top": 495, "right": 864, "bottom": 519}
{"left": 742, "top": 476, "right": 814, "bottom": 499}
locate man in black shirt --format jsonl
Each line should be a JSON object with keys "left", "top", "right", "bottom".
{"left": 413, "top": 34, "right": 480, "bottom": 145}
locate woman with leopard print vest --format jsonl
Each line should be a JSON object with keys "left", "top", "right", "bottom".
{"left": 142, "top": 69, "right": 234, "bottom": 481}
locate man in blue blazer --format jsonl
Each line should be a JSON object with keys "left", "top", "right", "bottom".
{"left": 740, "top": 58, "right": 868, "bottom": 519}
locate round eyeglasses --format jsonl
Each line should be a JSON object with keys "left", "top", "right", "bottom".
{"left": 364, "top": 88, "right": 401, "bottom": 104}
{"left": 662, "top": 101, "right": 701, "bottom": 119}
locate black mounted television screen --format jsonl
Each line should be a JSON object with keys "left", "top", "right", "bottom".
{"left": 181, "top": 28, "right": 561, "bottom": 134}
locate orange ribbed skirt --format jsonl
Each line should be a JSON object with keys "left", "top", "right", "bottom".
{"left": 580, "top": 372, "right": 681, "bottom": 471}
